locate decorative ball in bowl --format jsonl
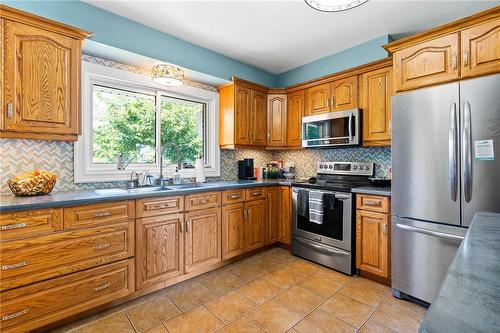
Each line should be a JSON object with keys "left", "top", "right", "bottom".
{"left": 8, "top": 170, "right": 57, "bottom": 196}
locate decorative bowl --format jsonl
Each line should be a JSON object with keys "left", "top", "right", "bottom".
{"left": 8, "top": 170, "right": 57, "bottom": 196}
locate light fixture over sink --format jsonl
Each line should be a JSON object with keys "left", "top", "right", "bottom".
{"left": 151, "top": 64, "right": 184, "bottom": 86}
{"left": 305, "top": 0, "right": 368, "bottom": 12}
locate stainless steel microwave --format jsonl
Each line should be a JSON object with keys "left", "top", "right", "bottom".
{"left": 302, "top": 108, "right": 361, "bottom": 148}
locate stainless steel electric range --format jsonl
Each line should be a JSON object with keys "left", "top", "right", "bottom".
{"left": 291, "top": 161, "right": 374, "bottom": 275}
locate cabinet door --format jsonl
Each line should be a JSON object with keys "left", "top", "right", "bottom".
{"left": 356, "top": 210, "right": 390, "bottom": 278}
{"left": 184, "top": 208, "right": 221, "bottom": 273}
{"left": 287, "top": 90, "right": 304, "bottom": 147}
{"left": 136, "top": 214, "right": 184, "bottom": 289}
{"left": 246, "top": 199, "right": 266, "bottom": 251}
{"left": 305, "top": 83, "right": 330, "bottom": 116}
{"left": 330, "top": 76, "right": 358, "bottom": 111}
{"left": 250, "top": 90, "right": 267, "bottom": 146}
{"left": 361, "top": 67, "right": 393, "bottom": 147}
{"left": 267, "top": 94, "right": 287, "bottom": 147}
{"left": 278, "top": 186, "right": 291, "bottom": 245}
{"left": 222, "top": 203, "right": 246, "bottom": 260}
{"left": 235, "top": 85, "right": 251, "bottom": 145}
{"left": 3, "top": 20, "right": 80, "bottom": 136}
{"left": 461, "top": 17, "right": 500, "bottom": 79}
{"left": 393, "top": 33, "right": 459, "bottom": 92}
{"left": 265, "top": 187, "right": 280, "bottom": 245}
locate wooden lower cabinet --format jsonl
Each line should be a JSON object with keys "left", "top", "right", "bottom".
{"left": 265, "top": 187, "right": 280, "bottom": 245}
{"left": 356, "top": 207, "right": 390, "bottom": 279}
{"left": 246, "top": 199, "right": 266, "bottom": 251}
{"left": 0, "top": 222, "right": 134, "bottom": 292}
{"left": 184, "top": 208, "right": 222, "bottom": 273}
{"left": 1, "top": 259, "right": 134, "bottom": 333}
{"left": 222, "top": 203, "right": 246, "bottom": 260}
{"left": 278, "top": 186, "right": 292, "bottom": 245}
{"left": 136, "top": 214, "right": 184, "bottom": 289}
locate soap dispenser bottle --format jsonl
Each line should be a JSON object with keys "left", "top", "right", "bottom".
{"left": 173, "top": 167, "right": 181, "bottom": 185}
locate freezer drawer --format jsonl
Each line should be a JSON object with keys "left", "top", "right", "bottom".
{"left": 391, "top": 217, "right": 466, "bottom": 304}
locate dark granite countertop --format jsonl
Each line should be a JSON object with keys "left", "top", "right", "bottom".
{"left": 351, "top": 186, "right": 391, "bottom": 196}
{"left": 0, "top": 180, "right": 292, "bottom": 213}
{"left": 419, "top": 212, "right": 500, "bottom": 333}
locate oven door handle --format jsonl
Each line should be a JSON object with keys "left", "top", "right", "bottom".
{"left": 293, "top": 237, "right": 350, "bottom": 256}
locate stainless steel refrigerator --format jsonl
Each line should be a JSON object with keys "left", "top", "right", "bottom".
{"left": 391, "top": 74, "right": 500, "bottom": 304}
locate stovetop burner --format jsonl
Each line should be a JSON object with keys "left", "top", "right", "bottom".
{"left": 292, "top": 161, "right": 374, "bottom": 192}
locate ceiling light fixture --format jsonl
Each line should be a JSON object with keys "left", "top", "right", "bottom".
{"left": 151, "top": 64, "right": 184, "bottom": 86}
{"left": 305, "top": 0, "right": 369, "bottom": 12}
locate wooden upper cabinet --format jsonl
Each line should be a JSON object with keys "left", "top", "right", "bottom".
{"left": 235, "top": 85, "right": 251, "bottom": 145}
{"left": 250, "top": 90, "right": 267, "bottom": 146}
{"left": 136, "top": 214, "right": 184, "bottom": 289}
{"left": 184, "top": 208, "right": 221, "bottom": 273}
{"left": 0, "top": 5, "right": 92, "bottom": 141}
{"left": 361, "top": 66, "right": 393, "bottom": 147}
{"left": 356, "top": 210, "right": 390, "bottom": 278}
{"left": 305, "top": 83, "right": 330, "bottom": 116}
{"left": 330, "top": 76, "right": 358, "bottom": 111}
{"left": 461, "top": 17, "right": 500, "bottom": 78}
{"left": 287, "top": 90, "right": 304, "bottom": 147}
{"left": 218, "top": 78, "right": 269, "bottom": 149}
{"left": 266, "top": 94, "right": 287, "bottom": 147}
{"left": 393, "top": 33, "right": 460, "bottom": 92}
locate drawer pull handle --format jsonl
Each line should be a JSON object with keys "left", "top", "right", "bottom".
{"left": 2, "top": 261, "right": 28, "bottom": 271}
{"left": 93, "top": 211, "right": 112, "bottom": 218}
{"left": 2, "top": 309, "right": 29, "bottom": 321}
{"left": 149, "top": 203, "right": 173, "bottom": 210}
{"left": 1, "top": 222, "right": 27, "bottom": 230}
{"left": 363, "top": 200, "right": 381, "bottom": 206}
{"left": 230, "top": 194, "right": 240, "bottom": 199}
{"left": 253, "top": 192, "right": 260, "bottom": 196}
{"left": 200, "top": 199, "right": 208, "bottom": 204}
{"left": 93, "top": 282, "right": 111, "bottom": 292}
{"left": 93, "top": 243, "right": 111, "bottom": 250}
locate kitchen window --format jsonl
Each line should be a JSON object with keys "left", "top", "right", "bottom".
{"left": 75, "top": 62, "right": 219, "bottom": 183}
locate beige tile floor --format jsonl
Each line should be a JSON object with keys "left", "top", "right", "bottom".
{"left": 49, "top": 248, "right": 427, "bottom": 333}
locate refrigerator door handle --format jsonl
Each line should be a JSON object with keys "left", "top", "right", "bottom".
{"left": 449, "top": 102, "right": 458, "bottom": 201}
{"left": 396, "top": 223, "right": 465, "bottom": 241}
{"left": 463, "top": 101, "right": 472, "bottom": 203}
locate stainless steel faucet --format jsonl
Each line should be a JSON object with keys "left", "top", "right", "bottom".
{"left": 157, "top": 143, "right": 182, "bottom": 185}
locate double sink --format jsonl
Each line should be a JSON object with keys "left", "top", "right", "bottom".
{"left": 94, "top": 182, "right": 223, "bottom": 195}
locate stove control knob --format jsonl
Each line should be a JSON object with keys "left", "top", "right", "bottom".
{"left": 329, "top": 165, "right": 333, "bottom": 169}
{"left": 366, "top": 166, "right": 370, "bottom": 170}
{"left": 319, "top": 165, "right": 323, "bottom": 169}
{"left": 353, "top": 165, "right": 358, "bottom": 170}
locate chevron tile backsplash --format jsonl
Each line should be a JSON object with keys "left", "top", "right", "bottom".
{"left": 0, "top": 137, "right": 390, "bottom": 195}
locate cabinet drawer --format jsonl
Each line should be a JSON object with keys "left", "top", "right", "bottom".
{"left": 356, "top": 194, "right": 390, "bottom": 213}
{"left": 64, "top": 201, "right": 134, "bottom": 229}
{"left": 137, "top": 196, "right": 184, "bottom": 218}
{"left": 185, "top": 191, "right": 221, "bottom": 211}
{"left": 0, "top": 208, "right": 63, "bottom": 241}
{"left": 0, "top": 259, "right": 134, "bottom": 333}
{"left": 0, "top": 222, "right": 134, "bottom": 291}
{"left": 245, "top": 187, "right": 266, "bottom": 201}
{"left": 222, "top": 189, "right": 245, "bottom": 205}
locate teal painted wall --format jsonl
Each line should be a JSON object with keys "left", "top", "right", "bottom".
{"left": 276, "top": 36, "right": 390, "bottom": 87}
{"left": 3, "top": 1, "right": 389, "bottom": 88}
{"left": 2, "top": 0, "right": 278, "bottom": 87}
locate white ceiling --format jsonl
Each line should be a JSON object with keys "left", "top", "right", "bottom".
{"left": 84, "top": 0, "right": 499, "bottom": 74}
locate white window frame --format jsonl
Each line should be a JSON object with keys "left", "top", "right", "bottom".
{"left": 74, "top": 62, "right": 220, "bottom": 183}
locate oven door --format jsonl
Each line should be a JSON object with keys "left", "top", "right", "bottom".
{"left": 292, "top": 187, "right": 352, "bottom": 251}
{"left": 302, "top": 109, "right": 360, "bottom": 148}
